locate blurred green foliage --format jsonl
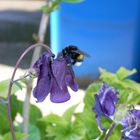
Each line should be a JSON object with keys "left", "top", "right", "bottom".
{"left": 100, "top": 67, "right": 140, "bottom": 104}
{"left": 0, "top": 67, "right": 140, "bottom": 140}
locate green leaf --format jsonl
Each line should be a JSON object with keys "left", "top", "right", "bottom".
{"left": 99, "top": 67, "right": 140, "bottom": 104}
{"left": 0, "top": 79, "right": 20, "bottom": 98}
{"left": 14, "top": 81, "right": 23, "bottom": 90}
{"left": 99, "top": 124, "right": 122, "bottom": 140}
{"left": 39, "top": 111, "right": 84, "bottom": 140}
{"left": 3, "top": 132, "right": 27, "bottom": 140}
{"left": 0, "top": 103, "right": 9, "bottom": 134}
{"left": 29, "top": 105, "right": 42, "bottom": 124}
{"left": 124, "top": 79, "right": 140, "bottom": 94}
{"left": 98, "top": 131, "right": 106, "bottom": 140}
{"left": 0, "top": 135, "right": 2, "bottom": 140}
{"left": 47, "top": 123, "right": 83, "bottom": 140}
{"left": 62, "top": 0, "right": 85, "bottom": 3}
{"left": 41, "top": 5, "right": 53, "bottom": 13}
{"left": 100, "top": 117, "right": 112, "bottom": 130}
{"left": 17, "top": 124, "right": 41, "bottom": 140}
{"left": 14, "top": 100, "right": 42, "bottom": 124}
{"left": 0, "top": 97, "right": 7, "bottom": 105}
{"left": 0, "top": 94, "right": 42, "bottom": 134}
{"left": 63, "top": 104, "right": 78, "bottom": 122}
{"left": 113, "top": 104, "right": 128, "bottom": 125}
{"left": 41, "top": 1, "right": 61, "bottom": 13}
{"left": 36, "top": 122, "right": 47, "bottom": 140}
{"left": 99, "top": 68, "right": 117, "bottom": 84}
{"left": 38, "top": 114, "right": 62, "bottom": 125}
{"left": 41, "top": 0, "right": 84, "bottom": 13}
{"left": 74, "top": 82, "right": 102, "bottom": 139}
{"left": 0, "top": 95, "right": 22, "bottom": 134}
{"left": 51, "top": 5, "right": 60, "bottom": 11}
{"left": 84, "top": 82, "right": 101, "bottom": 110}
{"left": 75, "top": 109, "right": 101, "bottom": 139}
{"left": 38, "top": 114, "right": 62, "bottom": 140}
{"left": 28, "top": 125, "right": 41, "bottom": 140}
{"left": 41, "top": 5, "right": 60, "bottom": 13}
{"left": 118, "top": 88, "right": 140, "bottom": 104}
{"left": 116, "top": 67, "right": 136, "bottom": 80}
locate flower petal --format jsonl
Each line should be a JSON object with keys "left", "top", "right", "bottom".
{"left": 33, "top": 77, "right": 52, "bottom": 102}
{"left": 102, "top": 97, "right": 115, "bottom": 116}
{"left": 93, "top": 95, "right": 105, "bottom": 118}
{"left": 33, "top": 52, "right": 53, "bottom": 74}
{"left": 51, "top": 58, "right": 66, "bottom": 89}
{"left": 50, "top": 78, "right": 70, "bottom": 103}
{"left": 98, "top": 83, "right": 118, "bottom": 117}
{"left": 121, "top": 109, "right": 140, "bottom": 140}
{"left": 33, "top": 52, "right": 53, "bottom": 102}
{"left": 65, "top": 65, "right": 78, "bottom": 91}
{"left": 95, "top": 115, "right": 105, "bottom": 131}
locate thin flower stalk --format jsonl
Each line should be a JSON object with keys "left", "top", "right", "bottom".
{"left": 7, "top": 43, "right": 52, "bottom": 140}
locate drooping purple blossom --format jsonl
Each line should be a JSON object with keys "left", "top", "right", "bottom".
{"left": 33, "top": 52, "right": 54, "bottom": 102}
{"left": 33, "top": 50, "right": 79, "bottom": 103}
{"left": 121, "top": 109, "right": 140, "bottom": 140}
{"left": 92, "top": 83, "right": 119, "bottom": 130}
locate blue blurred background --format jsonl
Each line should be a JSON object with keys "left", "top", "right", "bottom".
{"left": 50, "top": 0, "right": 140, "bottom": 81}
{"left": 0, "top": 0, "right": 140, "bottom": 87}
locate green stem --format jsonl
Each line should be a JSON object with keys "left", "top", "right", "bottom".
{"left": 22, "top": 82, "right": 32, "bottom": 140}
{"left": 13, "top": 74, "right": 30, "bottom": 83}
{"left": 22, "top": 2, "right": 50, "bottom": 139}
{"left": 104, "top": 123, "right": 116, "bottom": 140}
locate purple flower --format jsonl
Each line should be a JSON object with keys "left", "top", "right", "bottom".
{"left": 121, "top": 109, "right": 140, "bottom": 140}
{"left": 92, "top": 83, "right": 119, "bottom": 130}
{"left": 33, "top": 52, "right": 78, "bottom": 103}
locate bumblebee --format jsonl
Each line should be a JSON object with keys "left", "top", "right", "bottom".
{"left": 62, "top": 45, "right": 89, "bottom": 66}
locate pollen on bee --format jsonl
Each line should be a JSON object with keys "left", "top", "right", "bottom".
{"left": 77, "top": 54, "right": 84, "bottom": 60}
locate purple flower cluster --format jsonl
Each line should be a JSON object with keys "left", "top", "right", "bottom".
{"left": 121, "top": 109, "right": 140, "bottom": 140}
{"left": 93, "top": 83, "right": 140, "bottom": 140}
{"left": 33, "top": 52, "right": 78, "bottom": 103}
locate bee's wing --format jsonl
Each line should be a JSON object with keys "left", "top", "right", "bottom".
{"left": 71, "top": 50, "right": 90, "bottom": 58}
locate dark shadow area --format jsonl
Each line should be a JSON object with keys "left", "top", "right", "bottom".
{"left": 133, "top": 1, "right": 140, "bottom": 82}
{"left": 0, "top": 10, "right": 50, "bottom": 69}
